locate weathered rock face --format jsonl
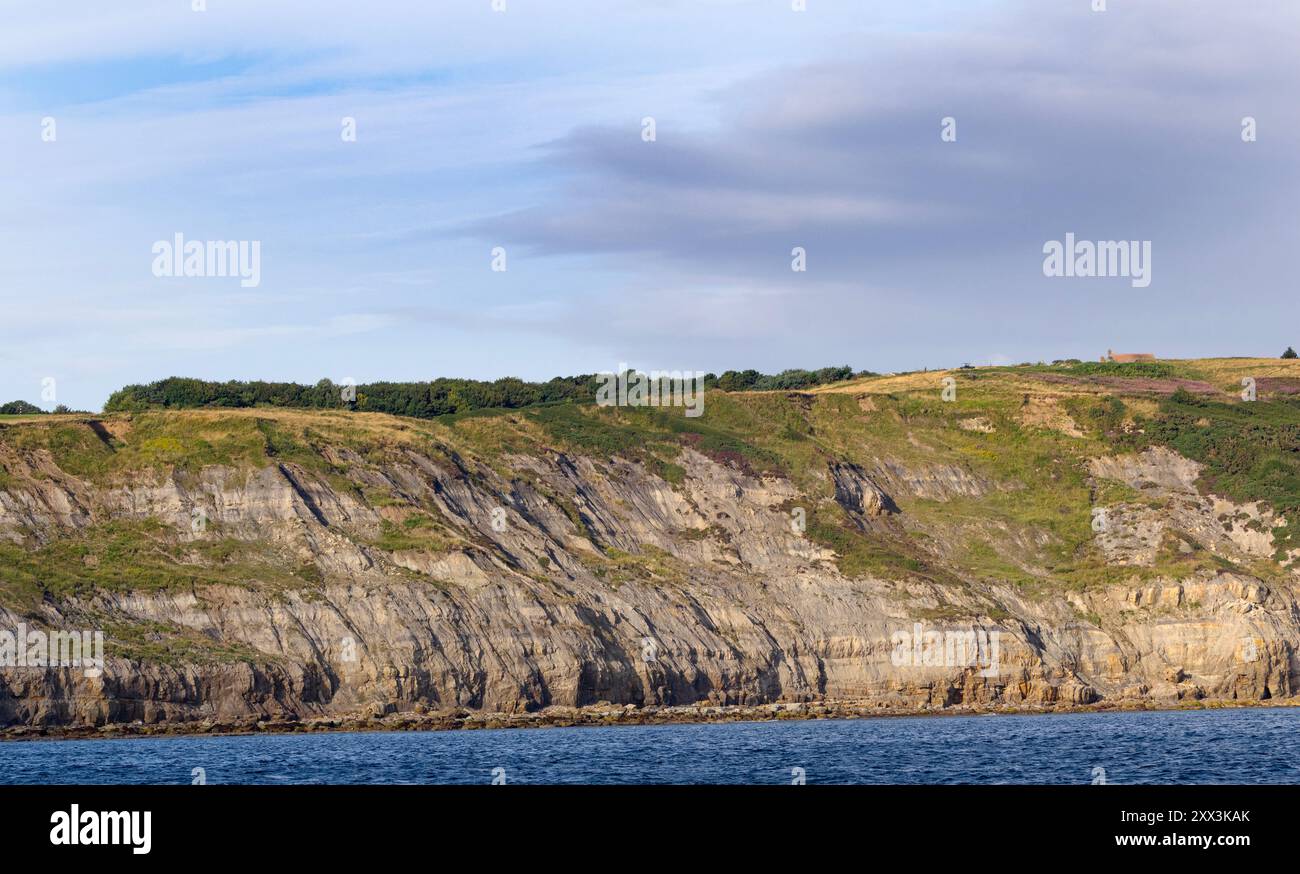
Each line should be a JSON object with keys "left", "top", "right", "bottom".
{"left": 831, "top": 462, "right": 899, "bottom": 518}
{"left": 1, "top": 434, "right": 1297, "bottom": 730}
{"left": 1088, "top": 448, "right": 1289, "bottom": 565}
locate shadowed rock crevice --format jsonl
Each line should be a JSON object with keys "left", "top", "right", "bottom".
{"left": 277, "top": 464, "right": 329, "bottom": 527}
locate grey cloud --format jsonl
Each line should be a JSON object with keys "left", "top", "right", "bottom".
{"left": 474, "top": 0, "right": 1299, "bottom": 299}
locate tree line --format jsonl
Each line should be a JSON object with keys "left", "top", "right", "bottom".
{"left": 100, "top": 367, "right": 872, "bottom": 418}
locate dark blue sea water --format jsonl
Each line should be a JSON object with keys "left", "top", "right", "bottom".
{"left": 1, "top": 708, "right": 1296, "bottom": 785}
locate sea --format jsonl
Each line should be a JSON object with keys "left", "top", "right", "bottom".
{"left": 1, "top": 708, "right": 1293, "bottom": 785}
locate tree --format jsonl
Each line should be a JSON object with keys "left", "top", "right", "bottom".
{"left": 0, "top": 400, "right": 44, "bottom": 415}
{"left": 1283, "top": 347, "right": 1298, "bottom": 359}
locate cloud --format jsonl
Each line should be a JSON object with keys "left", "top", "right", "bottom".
{"left": 473, "top": 0, "right": 1299, "bottom": 295}
{"left": 1, "top": 0, "right": 1298, "bottom": 410}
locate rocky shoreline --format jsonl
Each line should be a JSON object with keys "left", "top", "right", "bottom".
{"left": 4, "top": 697, "right": 1295, "bottom": 742}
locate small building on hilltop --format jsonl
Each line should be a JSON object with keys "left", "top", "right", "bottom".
{"left": 1102, "top": 349, "right": 1155, "bottom": 363}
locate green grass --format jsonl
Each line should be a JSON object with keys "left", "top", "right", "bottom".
{"left": 0, "top": 519, "right": 325, "bottom": 609}
{"left": 579, "top": 544, "right": 687, "bottom": 588}
{"left": 3, "top": 422, "right": 116, "bottom": 479}
{"left": 798, "top": 502, "right": 931, "bottom": 580}
{"left": 983, "top": 360, "right": 1196, "bottom": 381}
{"left": 369, "top": 516, "right": 454, "bottom": 553}
{"left": 525, "top": 397, "right": 788, "bottom": 478}
{"left": 103, "top": 619, "right": 269, "bottom": 666}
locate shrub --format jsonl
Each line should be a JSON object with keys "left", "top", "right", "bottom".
{"left": 0, "top": 400, "right": 44, "bottom": 415}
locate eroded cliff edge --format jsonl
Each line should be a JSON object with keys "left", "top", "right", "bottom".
{"left": 2, "top": 368, "right": 1298, "bottom": 732}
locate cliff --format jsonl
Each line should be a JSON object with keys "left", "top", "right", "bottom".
{"left": 3, "top": 358, "right": 1299, "bottom": 733}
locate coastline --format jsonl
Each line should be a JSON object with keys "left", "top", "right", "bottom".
{"left": 5, "top": 696, "right": 1297, "bottom": 742}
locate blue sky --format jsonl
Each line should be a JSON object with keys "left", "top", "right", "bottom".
{"left": 1, "top": 0, "right": 1296, "bottom": 411}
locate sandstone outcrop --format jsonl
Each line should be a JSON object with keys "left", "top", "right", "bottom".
{"left": 0, "top": 413, "right": 1295, "bottom": 732}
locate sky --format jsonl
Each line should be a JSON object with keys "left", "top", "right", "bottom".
{"left": 0, "top": 0, "right": 1296, "bottom": 412}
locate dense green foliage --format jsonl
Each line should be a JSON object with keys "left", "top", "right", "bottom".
{"left": 103, "top": 368, "right": 875, "bottom": 418}
{"left": 1046, "top": 361, "right": 1182, "bottom": 379}
{"left": 0, "top": 400, "right": 44, "bottom": 415}
{"left": 713, "top": 366, "right": 872, "bottom": 391}
{"left": 104, "top": 375, "right": 603, "bottom": 417}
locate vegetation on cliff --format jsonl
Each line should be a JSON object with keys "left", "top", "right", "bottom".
{"left": 7, "top": 357, "right": 1300, "bottom": 605}
{"left": 4, "top": 357, "right": 1300, "bottom": 721}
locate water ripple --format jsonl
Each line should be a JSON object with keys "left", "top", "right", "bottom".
{"left": 0, "top": 708, "right": 1294, "bottom": 785}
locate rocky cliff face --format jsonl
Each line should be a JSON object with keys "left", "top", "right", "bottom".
{"left": 0, "top": 399, "right": 1296, "bottom": 732}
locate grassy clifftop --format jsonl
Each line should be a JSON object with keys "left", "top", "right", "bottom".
{"left": 4, "top": 358, "right": 1300, "bottom": 607}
